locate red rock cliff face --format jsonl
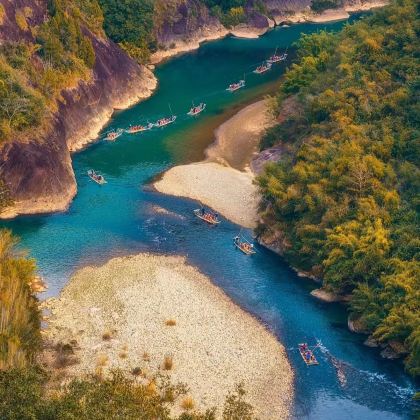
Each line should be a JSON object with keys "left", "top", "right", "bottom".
{"left": 0, "top": 0, "right": 156, "bottom": 218}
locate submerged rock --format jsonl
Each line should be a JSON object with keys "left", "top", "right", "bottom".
{"left": 311, "top": 288, "right": 343, "bottom": 303}
{"left": 364, "top": 336, "right": 379, "bottom": 348}
{"left": 348, "top": 317, "right": 369, "bottom": 334}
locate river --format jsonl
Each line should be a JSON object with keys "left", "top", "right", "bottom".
{"left": 1, "top": 14, "right": 416, "bottom": 419}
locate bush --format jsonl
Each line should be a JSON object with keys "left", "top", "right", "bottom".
{"left": 0, "top": 4, "right": 6, "bottom": 25}
{"left": 181, "top": 396, "right": 195, "bottom": 411}
{"left": 15, "top": 9, "right": 28, "bottom": 31}
{"left": 222, "top": 383, "right": 255, "bottom": 420}
{"left": 163, "top": 354, "right": 173, "bottom": 370}
{"left": 0, "top": 367, "right": 254, "bottom": 419}
{"left": 221, "top": 6, "right": 247, "bottom": 28}
{"left": 311, "top": 0, "right": 342, "bottom": 12}
{"left": 0, "top": 230, "right": 41, "bottom": 370}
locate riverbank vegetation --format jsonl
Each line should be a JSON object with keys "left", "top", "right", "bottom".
{"left": 0, "top": 230, "right": 40, "bottom": 370}
{"left": 257, "top": 0, "right": 419, "bottom": 376}
{"left": 0, "top": 367, "right": 256, "bottom": 419}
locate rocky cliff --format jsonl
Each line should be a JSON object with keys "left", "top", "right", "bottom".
{"left": 0, "top": 0, "right": 156, "bottom": 218}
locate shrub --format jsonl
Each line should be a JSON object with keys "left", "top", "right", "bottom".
{"left": 15, "top": 9, "right": 28, "bottom": 31}
{"left": 163, "top": 354, "right": 173, "bottom": 370}
{"left": 102, "top": 331, "right": 112, "bottom": 341}
{"left": 165, "top": 319, "right": 177, "bottom": 326}
{"left": 0, "top": 230, "right": 41, "bottom": 370}
{"left": 222, "top": 383, "right": 255, "bottom": 420}
{"left": 131, "top": 367, "right": 142, "bottom": 376}
{"left": 181, "top": 396, "right": 195, "bottom": 411}
{"left": 311, "top": 0, "right": 342, "bottom": 12}
{"left": 221, "top": 7, "right": 247, "bottom": 28}
{"left": 0, "top": 4, "right": 6, "bottom": 25}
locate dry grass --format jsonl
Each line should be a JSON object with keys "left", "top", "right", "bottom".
{"left": 146, "top": 380, "right": 157, "bottom": 395}
{"left": 102, "top": 331, "right": 112, "bottom": 341}
{"left": 0, "top": 5, "right": 5, "bottom": 25}
{"left": 181, "top": 396, "right": 195, "bottom": 411}
{"left": 94, "top": 354, "right": 108, "bottom": 379}
{"left": 95, "top": 365, "right": 104, "bottom": 379}
{"left": 165, "top": 319, "right": 177, "bottom": 326}
{"left": 15, "top": 9, "right": 28, "bottom": 31}
{"left": 131, "top": 367, "right": 142, "bottom": 376}
{"left": 163, "top": 354, "right": 173, "bottom": 370}
{"left": 119, "top": 352, "right": 128, "bottom": 359}
{"left": 54, "top": 342, "right": 79, "bottom": 369}
{"left": 96, "top": 354, "right": 108, "bottom": 367}
{"left": 142, "top": 352, "right": 150, "bottom": 362}
{"left": 102, "top": 329, "right": 117, "bottom": 341}
{"left": 23, "top": 6, "right": 33, "bottom": 18}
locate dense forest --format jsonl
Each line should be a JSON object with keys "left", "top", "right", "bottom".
{"left": 0, "top": 0, "right": 101, "bottom": 142}
{"left": 257, "top": 0, "right": 419, "bottom": 376}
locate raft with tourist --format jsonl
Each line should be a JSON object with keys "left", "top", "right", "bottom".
{"left": 104, "top": 128, "right": 123, "bottom": 141}
{"left": 226, "top": 79, "right": 245, "bottom": 92}
{"left": 194, "top": 208, "right": 220, "bottom": 225}
{"left": 233, "top": 235, "right": 256, "bottom": 255}
{"left": 154, "top": 115, "right": 177, "bottom": 127}
{"left": 298, "top": 343, "right": 319, "bottom": 366}
{"left": 267, "top": 48, "right": 288, "bottom": 64}
{"left": 87, "top": 169, "right": 106, "bottom": 185}
{"left": 187, "top": 102, "right": 206, "bottom": 116}
{"left": 126, "top": 123, "right": 153, "bottom": 134}
{"left": 253, "top": 62, "right": 272, "bottom": 74}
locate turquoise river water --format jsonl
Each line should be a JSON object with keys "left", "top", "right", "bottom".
{"left": 1, "top": 14, "right": 417, "bottom": 419}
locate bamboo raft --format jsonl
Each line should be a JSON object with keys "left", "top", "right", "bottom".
{"left": 298, "top": 343, "right": 319, "bottom": 366}
{"left": 88, "top": 170, "right": 107, "bottom": 185}
{"left": 233, "top": 236, "right": 256, "bottom": 255}
{"left": 193, "top": 209, "right": 221, "bottom": 225}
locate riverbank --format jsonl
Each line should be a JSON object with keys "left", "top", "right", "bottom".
{"left": 68, "top": 68, "right": 157, "bottom": 153}
{"left": 273, "top": 1, "right": 388, "bottom": 24}
{"left": 0, "top": 64, "right": 157, "bottom": 220}
{"left": 154, "top": 100, "right": 274, "bottom": 228}
{"left": 151, "top": 2, "right": 388, "bottom": 65}
{"left": 43, "top": 254, "right": 293, "bottom": 419}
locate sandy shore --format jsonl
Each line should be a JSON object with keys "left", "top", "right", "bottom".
{"left": 154, "top": 100, "right": 274, "bottom": 228}
{"left": 155, "top": 162, "right": 259, "bottom": 228}
{"left": 44, "top": 254, "right": 293, "bottom": 418}
{"left": 151, "top": 25, "right": 229, "bottom": 65}
{"left": 207, "top": 99, "right": 274, "bottom": 170}
{"left": 274, "top": 1, "right": 388, "bottom": 24}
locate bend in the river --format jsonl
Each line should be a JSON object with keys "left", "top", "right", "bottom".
{"left": 1, "top": 14, "right": 416, "bottom": 419}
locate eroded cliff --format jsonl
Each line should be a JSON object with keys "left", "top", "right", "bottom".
{"left": 0, "top": 0, "right": 156, "bottom": 218}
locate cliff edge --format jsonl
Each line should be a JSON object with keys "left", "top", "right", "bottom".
{"left": 0, "top": 0, "right": 156, "bottom": 218}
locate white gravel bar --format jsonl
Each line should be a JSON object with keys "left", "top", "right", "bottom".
{"left": 45, "top": 254, "right": 293, "bottom": 419}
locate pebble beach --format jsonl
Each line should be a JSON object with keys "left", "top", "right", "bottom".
{"left": 44, "top": 254, "right": 293, "bottom": 419}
